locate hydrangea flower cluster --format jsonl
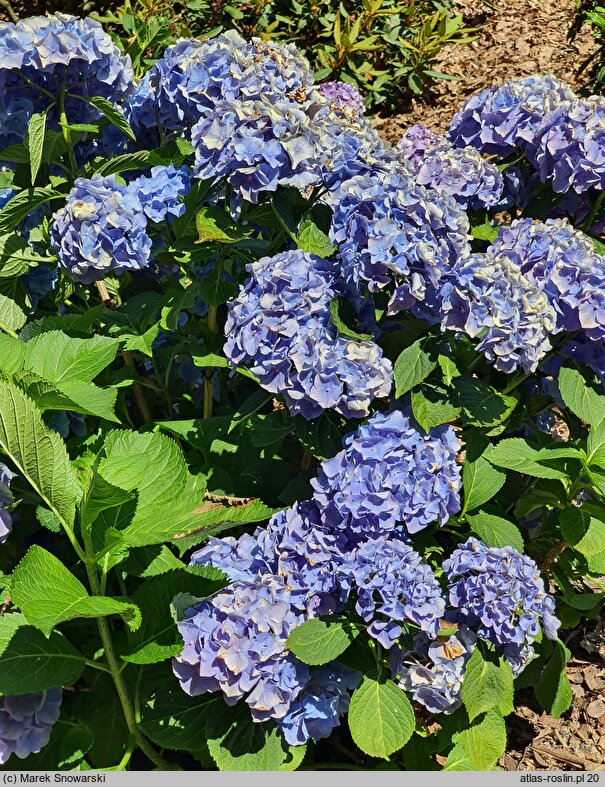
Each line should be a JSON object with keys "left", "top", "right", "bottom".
{"left": 223, "top": 249, "right": 393, "bottom": 419}
{"left": 439, "top": 251, "right": 557, "bottom": 373}
{"left": 0, "top": 462, "right": 13, "bottom": 544}
{"left": 529, "top": 96, "right": 605, "bottom": 194}
{"left": 443, "top": 538, "right": 560, "bottom": 672}
{"left": 448, "top": 75, "right": 575, "bottom": 157}
{"left": 394, "top": 627, "right": 477, "bottom": 714}
{"left": 318, "top": 81, "right": 365, "bottom": 117}
{"left": 330, "top": 169, "right": 471, "bottom": 314}
{"left": 0, "top": 14, "right": 133, "bottom": 147}
{"left": 50, "top": 174, "right": 152, "bottom": 283}
{"left": 173, "top": 575, "right": 310, "bottom": 722}
{"left": 125, "top": 31, "right": 313, "bottom": 145}
{"left": 128, "top": 165, "right": 191, "bottom": 224}
{"left": 398, "top": 124, "right": 504, "bottom": 211}
{"left": 0, "top": 689, "right": 62, "bottom": 764}
{"left": 311, "top": 410, "right": 462, "bottom": 538}
{"left": 490, "top": 218, "right": 605, "bottom": 341}
{"left": 277, "top": 664, "right": 361, "bottom": 746}
{"left": 341, "top": 536, "right": 446, "bottom": 648}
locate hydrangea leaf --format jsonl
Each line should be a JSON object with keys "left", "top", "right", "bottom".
{"left": 11, "top": 545, "right": 141, "bottom": 636}
{"left": 329, "top": 297, "right": 372, "bottom": 341}
{"left": 411, "top": 389, "right": 460, "bottom": 432}
{"left": 486, "top": 438, "right": 570, "bottom": 479}
{"left": 560, "top": 504, "right": 605, "bottom": 557}
{"left": 122, "top": 545, "right": 185, "bottom": 578}
{"left": 121, "top": 568, "right": 227, "bottom": 665}
{"left": 196, "top": 206, "right": 251, "bottom": 244}
{"left": 444, "top": 709, "right": 506, "bottom": 771}
{"left": 462, "top": 452, "right": 506, "bottom": 514}
{"left": 22, "top": 331, "right": 119, "bottom": 383}
{"left": 74, "top": 95, "right": 135, "bottom": 141}
{"left": 465, "top": 511, "right": 524, "bottom": 552}
{"left": 141, "top": 682, "right": 220, "bottom": 751}
{"left": 279, "top": 744, "right": 307, "bottom": 770}
{"left": 461, "top": 649, "right": 514, "bottom": 721}
{"left": 348, "top": 677, "right": 415, "bottom": 759}
{"left": 292, "top": 411, "right": 348, "bottom": 460}
{"left": 205, "top": 701, "right": 289, "bottom": 771}
{"left": 0, "top": 232, "right": 48, "bottom": 278}
{"left": 287, "top": 617, "right": 361, "bottom": 666}
{"left": 16, "top": 371, "right": 119, "bottom": 423}
{"left": 0, "top": 613, "right": 85, "bottom": 694}
{"left": 0, "top": 187, "right": 65, "bottom": 234}
{"left": 558, "top": 362, "right": 605, "bottom": 426}
{"left": 535, "top": 640, "right": 572, "bottom": 718}
{"left": 585, "top": 418, "right": 605, "bottom": 468}
{"left": 296, "top": 219, "right": 336, "bottom": 258}
{"left": 452, "top": 378, "right": 517, "bottom": 428}
{"left": 26, "top": 112, "right": 46, "bottom": 184}
{"left": 0, "top": 292, "right": 27, "bottom": 332}
{"left": 393, "top": 340, "right": 436, "bottom": 397}
{"left": 0, "top": 381, "right": 79, "bottom": 529}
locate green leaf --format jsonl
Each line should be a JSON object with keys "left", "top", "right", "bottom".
{"left": 0, "top": 232, "right": 49, "bottom": 278}
{"left": 486, "top": 438, "right": 569, "bottom": 479}
{"left": 444, "top": 710, "right": 507, "bottom": 771}
{"left": 141, "top": 682, "right": 220, "bottom": 750}
{"left": 559, "top": 504, "right": 605, "bottom": 557}
{"left": 11, "top": 545, "right": 141, "bottom": 636}
{"left": 196, "top": 206, "right": 251, "bottom": 244}
{"left": 535, "top": 640, "right": 572, "bottom": 718}
{"left": 192, "top": 350, "right": 230, "bottom": 368}
{"left": 393, "top": 340, "right": 436, "bottom": 397}
{"left": 92, "top": 150, "right": 151, "bottom": 178}
{"left": 453, "top": 378, "right": 517, "bottom": 428}
{"left": 558, "top": 363, "right": 605, "bottom": 426}
{"left": 206, "top": 701, "right": 288, "bottom": 771}
{"left": 0, "top": 613, "right": 85, "bottom": 694}
{"left": 197, "top": 267, "right": 236, "bottom": 307}
{"left": 0, "top": 292, "right": 26, "bottom": 332}
{"left": 79, "top": 466, "right": 135, "bottom": 534}
{"left": 36, "top": 505, "right": 61, "bottom": 533}
{"left": 27, "top": 112, "right": 46, "bottom": 184}
{"left": 465, "top": 511, "right": 524, "bottom": 552}
{"left": 121, "top": 568, "right": 226, "bottom": 664}
{"left": 122, "top": 545, "right": 185, "bottom": 578}
{"left": 73, "top": 95, "right": 135, "bottom": 141}
{"left": 295, "top": 219, "right": 336, "bottom": 257}
{"left": 0, "top": 187, "right": 64, "bottom": 234}
{"left": 287, "top": 617, "right": 360, "bottom": 666}
{"left": 411, "top": 389, "right": 460, "bottom": 432}
{"left": 329, "top": 297, "right": 372, "bottom": 341}
{"left": 461, "top": 649, "right": 514, "bottom": 721}
{"left": 292, "top": 411, "right": 347, "bottom": 460}
{"left": 586, "top": 419, "right": 605, "bottom": 468}
{"left": 0, "top": 381, "right": 79, "bottom": 528}
{"left": 470, "top": 217, "right": 498, "bottom": 242}
{"left": 348, "top": 677, "right": 415, "bottom": 759}
{"left": 462, "top": 455, "right": 506, "bottom": 514}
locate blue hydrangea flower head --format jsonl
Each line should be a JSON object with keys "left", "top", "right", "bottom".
{"left": 341, "top": 536, "right": 446, "bottom": 646}
{"left": 277, "top": 663, "right": 361, "bottom": 745}
{"left": 128, "top": 165, "right": 191, "bottom": 223}
{"left": 318, "top": 81, "right": 365, "bottom": 117}
{"left": 529, "top": 96, "right": 605, "bottom": 193}
{"left": 311, "top": 410, "right": 462, "bottom": 538}
{"left": 393, "top": 626, "right": 477, "bottom": 714}
{"left": 443, "top": 537, "right": 560, "bottom": 672}
{"left": 50, "top": 174, "right": 152, "bottom": 283}
{"left": 0, "top": 14, "right": 134, "bottom": 146}
{"left": 0, "top": 688, "right": 62, "bottom": 764}
{"left": 0, "top": 462, "right": 13, "bottom": 544}
{"left": 223, "top": 249, "right": 392, "bottom": 419}
{"left": 489, "top": 217, "right": 605, "bottom": 341}
{"left": 439, "top": 251, "right": 557, "bottom": 373}
{"left": 173, "top": 574, "right": 310, "bottom": 721}
{"left": 448, "top": 75, "right": 575, "bottom": 157}
{"left": 126, "top": 31, "right": 314, "bottom": 146}
{"left": 330, "top": 169, "right": 471, "bottom": 315}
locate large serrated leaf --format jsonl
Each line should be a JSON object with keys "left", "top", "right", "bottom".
{"left": 461, "top": 649, "right": 514, "bottom": 721}
{"left": 393, "top": 340, "right": 436, "bottom": 397}
{"left": 11, "top": 545, "right": 141, "bottom": 636}
{"left": 558, "top": 363, "right": 605, "bottom": 426}
{"left": 287, "top": 617, "right": 360, "bottom": 666}
{"left": 348, "top": 677, "right": 415, "bottom": 759}
{"left": 0, "top": 381, "right": 79, "bottom": 528}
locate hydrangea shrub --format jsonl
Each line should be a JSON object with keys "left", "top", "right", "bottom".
{"left": 0, "top": 13, "right": 602, "bottom": 773}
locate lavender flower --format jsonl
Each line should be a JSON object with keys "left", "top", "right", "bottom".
{"left": 173, "top": 575, "right": 310, "bottom": 721}
{"left": 394, "top": 627, "right": 477, "bottom": 714}
{"left": 439, "top": 251, "right": 557, "bottom": 373}
{"left": 330, "top": 169, "right": 471, "bottom": 315}
{"left": 128, "top": 165, "right": 191, "bottom": 223}
{"left": 443, "top": 538, "right": 560, "bottom": 672}
{"left": 223, "top": 250, "right": 392, "bottom": 419}
{"left": 0, "top": 462, "right": 13, "bottom": 544}
{"left": 448, "top": 75, "right": 575, "bottom": 157}
{"left": 0, "top": 14, "right": 133, "bottom": 146}
{"left": 277, "top": 663, "right": 361, "bottom": 745}
{"left": 0, "top": 689, "right": 62, "bottom": 764}
{"left": 397, "top": 124, "right": 442, "bottom": 169}
{"left": 489, "top": 218, "right": 605, "bottom": 341}
{"left": 311, "top": 410, "right": 462, "bottom": 538}
{"left": 50, "top": 174, "right": 152, "bottom": 283}
{"left": 530, "top": 96, "right": 605, "bottom": 194}
{"left": 318, "top": 81, "right": 365, "bottom": 117}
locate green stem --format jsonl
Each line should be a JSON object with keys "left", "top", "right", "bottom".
{"left": 84, "top": 658, "right": 112, "bottom": 674}
{"left": 583, "top": 189, "right": 605, "bottom": 231}
{"left": 203, "top": 305, "right": 218, "bottom": 419}
{"left": 0, "top": 320, "right": 19, "bottom": 339}
{"left": 58, "top": 91, "right": 78, "bottom": 178}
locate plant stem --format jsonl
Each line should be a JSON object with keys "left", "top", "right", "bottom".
{"left": 203, "top": 305, "right": 218, "bottom": 419}
{"left": 583, "top": 189, "right": 605, "bottom": 231}
{"left": 58, "top": 97, "right": 78, "bottom": 179}
{"left": 0, "top": 0, "right": 18, "bottom": 23}
{"left": 122, "top": 350, "right": 153, "bottom": 425}
{"left": 0, "top": 320, "right": 19, "bottom": 339}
